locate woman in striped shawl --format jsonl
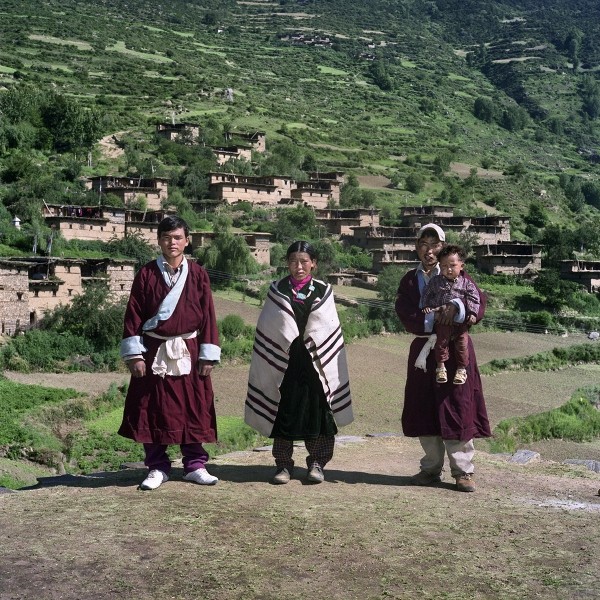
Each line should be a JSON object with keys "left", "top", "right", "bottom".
{"left": 245, "top": 241, "right": 353, "bottom": 484}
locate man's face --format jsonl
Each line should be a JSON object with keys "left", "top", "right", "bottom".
{"left": 416, "top": 234, "right": 443, "bottom": 270}
{"left": 158, "top": 227, "right": 189, "bottom": 263}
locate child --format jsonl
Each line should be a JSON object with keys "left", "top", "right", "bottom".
{"left": 244, "top": 240, "right": 353, "bottom": 484}
{"left": 421, "top": 244, "right": 481, "bottom": 385}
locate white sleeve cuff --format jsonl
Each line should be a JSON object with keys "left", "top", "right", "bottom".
{"left": 120, "top": 336, "right": 147, "bottom": 358}
{"left": 199, "top": 343, "right": 221, "bottom": 362}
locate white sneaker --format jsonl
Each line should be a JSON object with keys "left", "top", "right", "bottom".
{"left": 183, "top": 468, "right": 218, "bottom": 486}
{"left": 140, "top": 469, "right": 168, "bottom": 490}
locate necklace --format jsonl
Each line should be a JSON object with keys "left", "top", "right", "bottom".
{"left": 290, "top": 277, "right": 315, "bottom": 303}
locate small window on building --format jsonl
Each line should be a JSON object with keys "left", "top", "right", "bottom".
{"left": 17, "top": 292, "right": 23, "bottom": 301}
{"left": 69, "top": 224, "right": 73, "bottom": 229}
{"left": 34, "top": 290, "right": 39, "bottom": 298}
{"left": 120, "top": 284, "right": 124, "bottom": 290}
{"left": 52, "top": 290, "right": 57, "bottom": 297}
{"left": 68, "top": 289, "right": 73, "bottom": 297}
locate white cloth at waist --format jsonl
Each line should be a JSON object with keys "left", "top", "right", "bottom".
{"left": 146, "top": 331, "right": 197, "bottom": 378}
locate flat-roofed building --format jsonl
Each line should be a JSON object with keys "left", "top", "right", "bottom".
{"left": 0, "top": 259, "right": 30, "bottom": 334}
{"left": 559, "top": 260, "right": 600, "bottom": 293}
{"left": 156, "top": 122, "right": 201, "bottom": 142}
{"left": 315, "top": 208, "right": 380, "bottom": 236}
{"left": 86, "top": 176, "right": 169, "bottom": 211}
{"left": 209, "top": 173, "right": 294, "bottom": 205}
{"left": 474, "top": 241, "right": 542, "bottom": 275}
{"left": 44, "top": 204, "right": 126, "bottom": 242}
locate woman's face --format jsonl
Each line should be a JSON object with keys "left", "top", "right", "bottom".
{"left": 287, "top": 251, "right": 316, "bottom": 280}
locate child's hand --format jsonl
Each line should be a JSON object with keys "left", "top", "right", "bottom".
{"left": 423, "top": 307, "right": 433, "bottom": 314}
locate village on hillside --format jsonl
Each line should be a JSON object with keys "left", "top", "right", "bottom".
{"left": 2, "top": 122, "right": 600, "bottom": 337}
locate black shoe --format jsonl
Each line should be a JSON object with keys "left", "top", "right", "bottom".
{"left": 272, "top": 467, "right": 292, "bottom": 484}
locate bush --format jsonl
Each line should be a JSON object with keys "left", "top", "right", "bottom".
{"left": 0, "top": 330, "right": 94, "bottom": 371}
{"left": 490, "top": 387, "right": 600, "bottom": 453}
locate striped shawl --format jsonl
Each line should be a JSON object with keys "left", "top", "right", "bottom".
{"left": 244, "top": 279, "right": 354, "bottom": 436}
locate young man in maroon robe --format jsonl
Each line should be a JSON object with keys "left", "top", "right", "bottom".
{"left": 395, "top": 224, "right": 490, "bottom": 492}
{"left": 118, "top": 216, "right": 221, "bottom": 490}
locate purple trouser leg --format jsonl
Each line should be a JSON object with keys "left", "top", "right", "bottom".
{"left": 143, "top": 443, "right": 171, "bottom": 474}
{"left": 143, "top": 443, "right": 209, "bottom": 475}
{"left": 181, "top": 443, "right": 209, "bottom": 474}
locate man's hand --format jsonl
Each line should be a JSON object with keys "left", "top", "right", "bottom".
{"left": 435, "top": 303, "right": 457, "bottom": 326}
{"left": 127, "top": 358, "right": 146, "bottom": 378}
{"left": 198, "top": 360, "right": 217, "bottom": 377}
{"left": 466, "top": 314, "right": 476, "bottom": 325}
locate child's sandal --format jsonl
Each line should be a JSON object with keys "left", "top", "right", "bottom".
{"left": 435, "top": 366, "right": 448, "bottom": 383}
{"left": 453, "top": 368, "right": 467, "bottom": 385}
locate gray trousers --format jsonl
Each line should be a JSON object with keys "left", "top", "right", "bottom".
{"left": 419, "top": 436, "right": 475, "bottom": 478}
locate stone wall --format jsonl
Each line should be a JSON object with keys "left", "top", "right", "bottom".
{"left": 0, "top": 261, "right": 30, "bottom": 334}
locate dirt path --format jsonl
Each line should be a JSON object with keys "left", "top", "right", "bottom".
{"left": 2, "top": 331, "right": 599, "bottom": 597}
{"left": 0, "top": 436, "right": 598, "bottom": 599}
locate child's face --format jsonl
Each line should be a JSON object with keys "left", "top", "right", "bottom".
{"left": 287, "top": 251, "right": 316, "bottom": 280}
{"left": 439, "top": 253, "right": 463, "bottom": 280}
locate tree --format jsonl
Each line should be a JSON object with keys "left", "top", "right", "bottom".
{"left": 473, "top": 97, "right": 498, "bottom": 123}
{"left": 500, "top": 105, "right": 528, "bottom": 132}
{"left": 194, "top": 216, "right": 258, "bottom": 282}
{"left": 405, "top": 172, "right": 425, "bottom": 194}
{"left": 41, "top": 283, "right": 126, "bottom": 351}
{"left": 533, "top": 270, "right": 582, "bottom": 311}
{"left": 368, "top": 60, "right": 393, "bottom": 91}
{"left": 377, "top": 265, "right": 409, "bottom": 302}
{"left": 106, "top": 232, "right": 157, "bottom": 272}
{"left": 271, "top": 205, "right": 323, "bottom": 244}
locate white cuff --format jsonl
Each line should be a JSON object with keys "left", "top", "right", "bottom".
{"left": 199, "top": 343, "right": 221, "bottom": 362}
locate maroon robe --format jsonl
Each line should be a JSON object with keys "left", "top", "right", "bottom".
{"left": 395, "top": 269, "right": 491, "bottom": 440}
{"left": 118, "top": 260, "right": 219, "bottom": 445}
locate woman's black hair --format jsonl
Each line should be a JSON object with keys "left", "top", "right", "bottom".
{"left": 157, "top": 215, "right": 189, "bottom": 238}
{"left": 286, "top": 240, "right": 317, "bottom": 260}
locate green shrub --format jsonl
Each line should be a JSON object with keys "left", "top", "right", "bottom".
{"left": 490, "top": 387, "right": 600, "bottom": 453}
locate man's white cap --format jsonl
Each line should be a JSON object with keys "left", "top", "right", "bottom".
{"left": 416, "top": 223, "right": 445, "bottom": 242}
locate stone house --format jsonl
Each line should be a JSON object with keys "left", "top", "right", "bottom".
{"left": 44, "top": 204, "right": 126, "bottom": 242}
{"left": 314, "top": 208, "right": 380, "bottom": 236}
{"left": 209, "top": 173, "right": 294, "bottom": 205}
{"left": 125, "top": 210, "right": 172, "bottom": 247}
{"left": 86, "top": 176, "right": 169, "bottom": 211}
{"left": 401, "top": 207, "right": 511, "bottom": 244}
{"left": 81, "top": 259, "right": 137, "bottom": 299}
{"left": 290, "top": 181, "right": 335, "bottom": 209}
{"left": 155, "top": 122, "right": 201, "bottom": 142}
{"left": 559, "top": 260, "right": 600, "bottom": 293}
{"left": 211, "top": 145, "right": 252, "bottom": 166}
{"left": 224, "top": 130, "right": 266, "bottom": 153}
{"left": 1, "top": 257, "right": 136, "bottom": 331}
{"left": 0, "top": 259, "right": 30, "bottom": 334}
{"left": 473, "top": 242, "right": 542, "bottom": 275}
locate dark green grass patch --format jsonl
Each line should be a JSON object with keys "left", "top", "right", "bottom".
{"left": 490, "top": 386, "right": 600, "bottom": 453}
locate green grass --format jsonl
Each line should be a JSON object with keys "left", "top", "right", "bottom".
{"left": 480, "top": 343, "right": 600, "bottom": 375}
{"left": 28, "top": 34, "right": 92, "bottom": 50}
{"left": 107, "top": 41, "right": 173, "bottom": 63}
{"left": 490, "top": 386, "right": 600, "bottom": 453}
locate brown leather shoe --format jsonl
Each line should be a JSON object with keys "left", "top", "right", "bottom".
{"left": 455, "top": 473, "right": 475, "bottom": 492}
